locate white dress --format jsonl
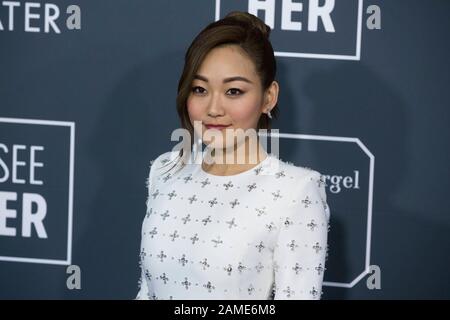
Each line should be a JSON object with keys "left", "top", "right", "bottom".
{"left": 136, "top": 150, "right": 330, "bottom": 300}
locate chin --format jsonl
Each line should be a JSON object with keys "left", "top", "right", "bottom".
{"left": 205, "top": 140, "right": 234, "bottom": 150}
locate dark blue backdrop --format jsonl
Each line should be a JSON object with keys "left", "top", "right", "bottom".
{"left": 0, "top": 0, "right": 449, "bottom": 299}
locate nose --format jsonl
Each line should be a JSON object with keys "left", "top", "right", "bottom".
{"left": 207, "top": 92, "right": 225, "bottom": 118}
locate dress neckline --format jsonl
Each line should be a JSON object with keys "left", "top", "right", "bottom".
{"left": 197, "top": 152, "right": 273, "bottom": 179}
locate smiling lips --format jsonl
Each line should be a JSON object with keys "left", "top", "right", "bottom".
{"left": 204, "top": 124, "right": 231, "bottom": 130}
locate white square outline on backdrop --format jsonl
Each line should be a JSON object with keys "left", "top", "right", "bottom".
{"left": 215, "top": 0, "right": 364, "bottom": 61}
{"left": 258, "top": 131, "right": 375, "bottom": 288}
{"left": 0, "top": 117, "right": 75, "bottom": 266}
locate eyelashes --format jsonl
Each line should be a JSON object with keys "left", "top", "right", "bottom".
{"left": 191, "top": 86, "right": 206, "bottom": 94}
{"left": 227, "top": 88, "right": 244, "bottom": 96}
{"left": 191, "top": 86, "right": 244, "bottom": 96}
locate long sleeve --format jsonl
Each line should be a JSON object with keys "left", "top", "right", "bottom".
{"left": 273, "top": 170, "right": 330, "bottom": 300}
{"left": 135, "top": 154, "right": 165, "bottom": 300}
{"left": 135, "top": 252, "right": 150, "bottom": 299}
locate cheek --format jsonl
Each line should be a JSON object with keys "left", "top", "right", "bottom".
{"left": 228, "top": 97, "right": 262, "bottom": 126}
{"left": 186, "top": 96, "right": 203, "bottom": 120}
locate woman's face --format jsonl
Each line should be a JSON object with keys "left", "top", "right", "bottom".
{"left": 187, "top": 45, "right": 268, "bottom": 151}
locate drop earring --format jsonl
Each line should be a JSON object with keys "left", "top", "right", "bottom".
{"left": 267, "top": 109, "right": 273, "bottom": 119}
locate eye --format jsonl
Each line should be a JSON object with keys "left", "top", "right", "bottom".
{"left": 191, "top": 86, "right": 206, "bottom": 94}
{"left": 227, "top": 88, "right": 244, "bottom": 96}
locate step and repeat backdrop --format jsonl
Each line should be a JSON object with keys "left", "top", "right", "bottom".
{"left": 0, "top": 0, "right": 449, "bottom": 299}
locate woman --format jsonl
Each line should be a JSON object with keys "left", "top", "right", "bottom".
{"left": 136, "top": 11, "right": 330, "bottom": 300}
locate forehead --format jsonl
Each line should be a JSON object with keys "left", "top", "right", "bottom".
{"left": 197, "top": 45, "right": 259, "bottom": 80}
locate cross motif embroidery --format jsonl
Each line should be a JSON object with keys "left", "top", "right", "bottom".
{"left": 307, "top": 219, "right": 317, "bottom": 231}
{"left": 287, "top": 240, "right": 299, "bottom": 251}
{"left": 157, "top": 250, "right": 167, "bottom": 262}
{"left": 200, "top": 258, "right": 210, "bottom": 270}
{"left": 178, "top": 254, "right": 188, "bottom": 266}
{"left": 315, "top": 263, "right": 324, "bottom": 275}
{"left": 182, "top": 214, "right": 191, "bottom": 224}
{"left": 237, "top": 262, "right": 247, "bottom": 273}
{"left": 200, "top": 178, "right": 210, "bottom": 188}
{"left": 266, "top": 222, "right": 276, "bottom": 232}
{"left": 162, "top": 173, "right": 171, "bottom": 182}
{"left": 159, "top": 273, "right": 169, "bottom": 284}
{"left": 223, "top": 181, "right": 233, "bottom": 190}
{"left": 211, "top": 236, "right": 223, "bottom": 247}
{"left": 313, "top": 242, "right": 323, "bottom": 253}
{"left": 310, "top": 286, "right": 319, "bottom": 298}
{"left": 247, "top": 182, "right": 257, "bottom": 192}
{"left": 275, "top": 170, "right": 285, "bottom": 178}
{"left": 317, "top": 175, "right": 326, "bottom": 188}
{"left": 167, "top": 190, "right": 177, "bottom": 200}
{"left": 255, "top": 241, "right": 265, "bottom": 253}
{"left": 183, "top": 174, "right": 193, "bottom": 183}
{"left": 248, "top": 284, "right": 255, "bottom": 295}
{"left": 190, "top": 233, "right": 199, "bottom": 244}
{"left": 151, "top": 189, "right": 159, "bottom": 199}
{"left": 272, "top": 190, "right": 282, "bottom": 201}
{"left": 255, "top": 262, "right": 264, "bottom": 273}
{"left": 254, "top": 167, "right": 263, "bottom": 175}
{"left": 139, "top": 248, "right": 146, "bottom": 261}
{"left": 188, "top": 195, "right": 197, "bottom": 204}
{"left": 224, "top": 264, "right": 233, "bottom": 276}
{"left": 202, "top": 215, "right": 212, "bottom": 226}
{"left": 203, "top": 281, "right": 215, "bottom": 293}
{"left": 160, "top": 210, "right": 170, "bottom": 220}
{"left": 255, "top": 206, "right": 267, "bottom": 217}
{"left": 302, "top": 196, "right": 312, "bottom": 208}
{"left": 293, "top": 263, "right": 302, "bottom": 274}
{"left": 169, "top": 230, "right": 179, "bottom": 241}
{"left": 144, "top": 269, "right": 152, "bottom": 281}
{"left": 226, "top": 218, "right": 237, "bottom": 229}
{"left": 148, "top": 227, "right": 157, "bottom": 238}
{"left": 284, "top": 217, "right": 293, "bottom": 228}
{"left": 182, "top": 277, "right": 191, "bottom": 289}
{"left": 230, "top": 199, "right": 239, "bottom": 208}
{"left": 208, "top": 197, "right": 218, "bottom": 207}
{"left": 283, "top": 286, "right": 295, "bottom": 298}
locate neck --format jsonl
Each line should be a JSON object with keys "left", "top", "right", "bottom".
{"left": 201, "top": 138, "right": 268, "bottom": 176}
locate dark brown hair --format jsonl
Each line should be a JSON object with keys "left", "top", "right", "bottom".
{"left": 159, "top": 11, "right": 278, "bottom": 175}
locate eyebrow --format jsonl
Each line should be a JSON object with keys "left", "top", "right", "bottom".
{"left": 194, "top": 74, "right": 253, "bottom": 84}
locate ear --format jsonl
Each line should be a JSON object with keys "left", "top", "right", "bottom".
{"left": 263, "top": 80, "right": 279, "bottom": 114}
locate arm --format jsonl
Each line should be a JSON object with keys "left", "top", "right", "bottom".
{"left": 273, "top": 170, "right": 330, "bottom": 300}
{"left": 135, "top": 154, "right": 164, "bottom": 300}
{"left": 135, "top": 248, "right": 150, "bottom": 300}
